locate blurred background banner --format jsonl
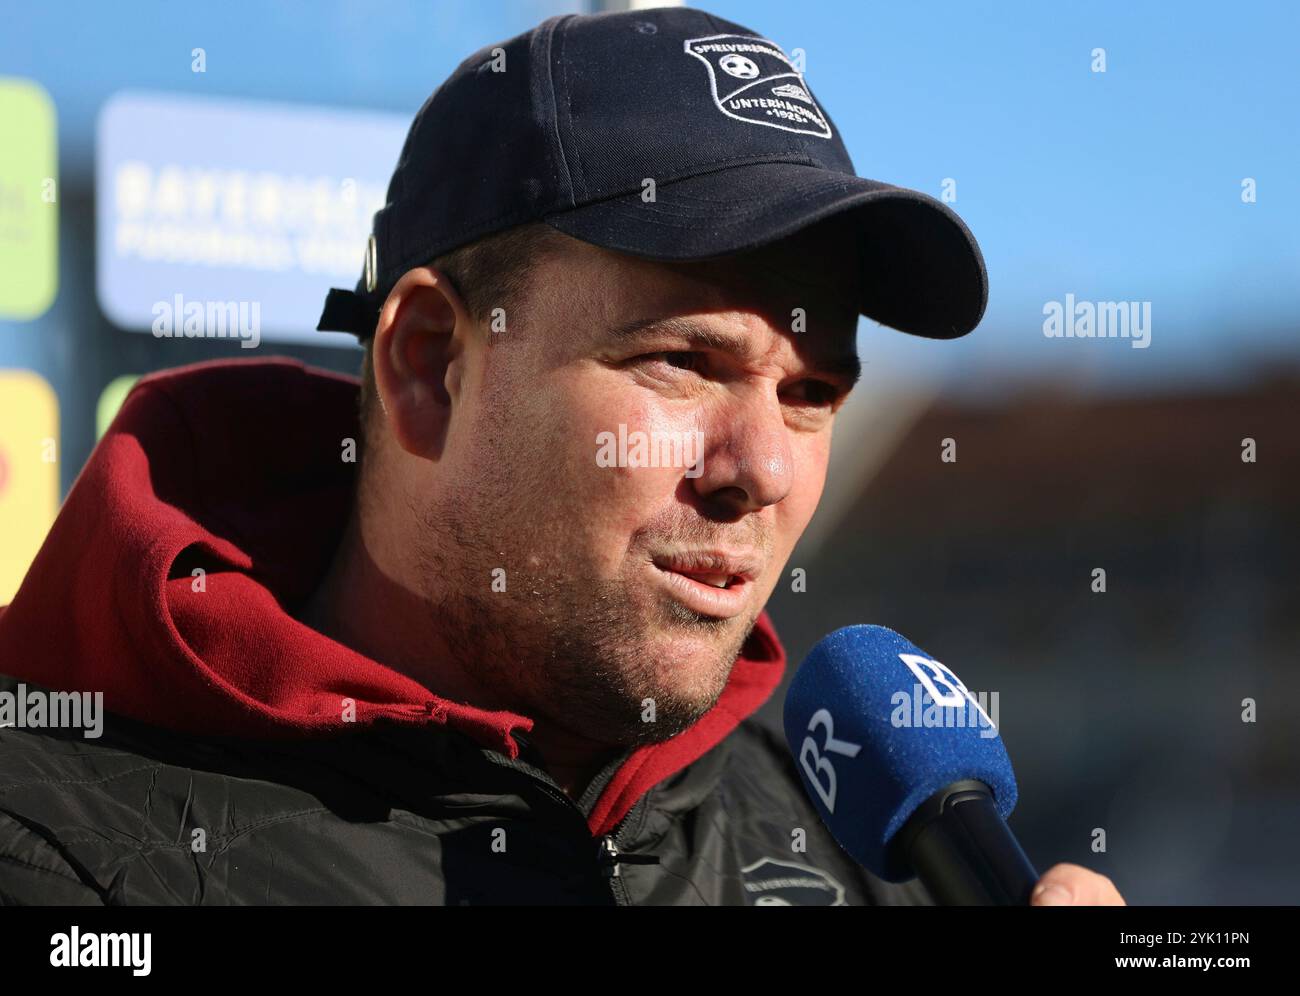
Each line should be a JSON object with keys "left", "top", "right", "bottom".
{"left": 0, "top": 78, "right": 58, "bottom": 320}
{"left": 0, "top": 371, "right": 58, "bottom": 604}
{"left": 96, "top": 91, "right": 404, "bottom": 346}
{"left": 0, "top": 0, "right": 1296, "bottom": 904}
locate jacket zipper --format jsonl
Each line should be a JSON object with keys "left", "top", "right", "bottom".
{"left": 596, "top": 797, "right": 664, "bottom": 905}
{"left": 479, "top": 748, "right": 650, "bottom": 905}
{"left": 596, "top": 816, "right": 633, "bottom": 905}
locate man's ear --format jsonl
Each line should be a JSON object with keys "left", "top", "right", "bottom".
{"left": 371, "top": 266, "right": 473, "bottom": 460}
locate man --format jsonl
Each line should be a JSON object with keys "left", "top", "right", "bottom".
{"left": 0, "top": 7, "right": 1121, "bottom": 905}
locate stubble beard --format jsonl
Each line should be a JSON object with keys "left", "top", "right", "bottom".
{"left": 413, "top": 491, "right": 753, "bottom": 748}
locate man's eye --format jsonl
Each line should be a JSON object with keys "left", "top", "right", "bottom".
{"left": 784, "top": 380, "right": 841, "bottom": 406}
{"left": 642, "top": 351, "right": 699, "bottom": 372}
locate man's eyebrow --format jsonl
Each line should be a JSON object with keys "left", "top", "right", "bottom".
{"left": 607, "top": 315, "right": 743, "bottom": 351}
{"left": 607, "top": 315, "right": 861, "bottom": 387}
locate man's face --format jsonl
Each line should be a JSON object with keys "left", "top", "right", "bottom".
{"left": 417, "top": 222, "right": 861, "bottom": 747}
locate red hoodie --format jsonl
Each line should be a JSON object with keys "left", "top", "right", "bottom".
{"left": 0, "top": 357, "right": 787, "bottom": 836}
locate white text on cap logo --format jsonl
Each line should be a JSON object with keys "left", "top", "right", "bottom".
{"left": 684, "top": 34, "right": 832, "bottom": 140}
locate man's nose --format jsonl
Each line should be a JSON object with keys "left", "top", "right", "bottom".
{"left": 690, "top": 388, "right": 793, "bottom": 515}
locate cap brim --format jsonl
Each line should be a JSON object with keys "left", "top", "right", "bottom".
{"left": 543, "top": 161, "right": 987, "bottom": 339}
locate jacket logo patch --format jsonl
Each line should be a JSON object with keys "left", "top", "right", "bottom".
{"left": 684, "top": 34, "right": 833, "bottom": 140}
{"left": 741, "top": 856, "right": 847, "bottom": 905}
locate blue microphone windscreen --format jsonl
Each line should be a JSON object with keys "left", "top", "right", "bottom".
{"left": 783, "top": 625, "right": 1017, "bottom": 881}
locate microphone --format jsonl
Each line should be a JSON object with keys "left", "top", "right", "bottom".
{"left": 782, "top": 624, "right": 1040, "bottom": 905}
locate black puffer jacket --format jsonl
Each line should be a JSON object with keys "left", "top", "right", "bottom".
{"left": 0, "top": 358, "right": 932, "bottom": 906}
{"left": 0, "top": 674, "right": 931, "bottom": 905}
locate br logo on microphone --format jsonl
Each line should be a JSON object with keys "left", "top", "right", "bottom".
{"left": 899, "top": 653, "right": 995, "bottom": 730}
{"left": 797, "top": 708, "right": 862, "bottom": 813}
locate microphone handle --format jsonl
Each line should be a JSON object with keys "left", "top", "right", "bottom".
{"left": 893, "top": 779, "right": 1040, "bottom": 905}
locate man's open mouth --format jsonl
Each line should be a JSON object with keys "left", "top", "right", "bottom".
{"left": 649, "top": 553, "right": 758, "bottom": 619}
{"left": 666, "top": 568, "right": 740, "bottom": 589}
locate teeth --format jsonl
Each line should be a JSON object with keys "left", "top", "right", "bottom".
{"left": 658, "top": 563, "right": 739, "bottom": 588}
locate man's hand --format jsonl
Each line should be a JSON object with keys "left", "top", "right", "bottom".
{"left": 1030, "top": 863, "right": 1126, "bottom": 905}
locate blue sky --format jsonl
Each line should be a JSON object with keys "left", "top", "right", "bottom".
{"left": 2, "top": 0, "right": 1296, "bottom": 395}
{"left": 702, "top": 0, "right": 1300, "bottom": 391}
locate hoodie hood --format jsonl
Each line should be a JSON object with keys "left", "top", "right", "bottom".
{"left": 0, "top": 357, "right": 787, "bottom": 836}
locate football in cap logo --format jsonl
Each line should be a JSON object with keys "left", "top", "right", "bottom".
{"left": 684, "top": 34, "right": 832, "bottom": 139}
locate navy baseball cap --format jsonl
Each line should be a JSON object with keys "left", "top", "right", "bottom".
{"left": 317, "top": 6, "right": 987, "bottom": 342}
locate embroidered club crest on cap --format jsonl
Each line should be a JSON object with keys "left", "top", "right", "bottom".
{"left": 684, "top": 34, "right": 832, "bottom": 139}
